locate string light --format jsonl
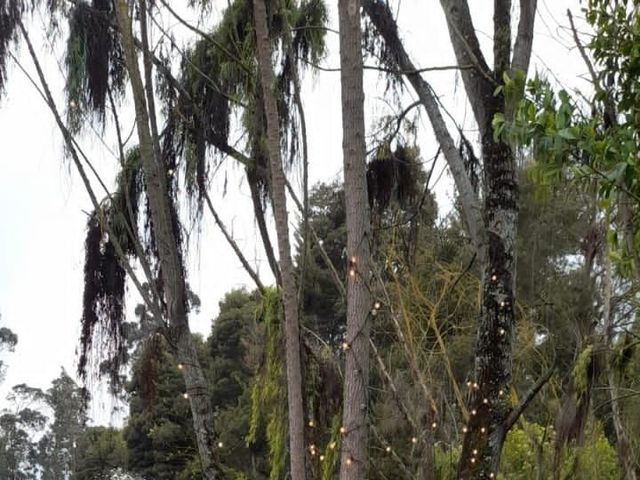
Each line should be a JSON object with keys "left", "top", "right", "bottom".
{"left": 473, "top": 449, "right": 478, "bottom": 455}
{"left": 183, "top": 393, "right": 189, "bottom": 399}
{"left": 346, "top": 457, "right": 353, "bottom": 466}
{"left": 483, "top": 398, "right": 489, "bottom": 404}
{"left": 471, "top": 409, "right": 477, "bottom": 416}
{"left": 385, "top": 446, "right": 392, "bottom": 453}
{"left": 489, "top": 474, "right": 495, "bottom": 478}
{"left": 500, "top": 301, "right": 506, "bottom": 308}
{"left": 466, "top": 381, "right": 472, "bottom": 388}
{"left": 308, "top": 420, "right": 315, "bottom": 428}
{"left": 499, "top": 328, "right": 506, "bottom": 336}
{"left": 342, "top": 342, "right": 350, "bottom": 351}
{"left": 462, "top": 426, "right": 468, "bottom": 433}
{"left": 177, "top": 363, "right": 184, "bottom": 371}
{"left": 374, "top": 301, "right": 381, "bottom": 310}
{"left": 499, "top": 389, "right": 505, "bottom": 396}
{"left": 339, "top": 426, "right": 346, "bottom": 434}
{"left": 431, "top": 422, "right": 437, "bottom": 429}
{"left": 349, "top": 269, "right": 356, "bottom": 278}
{"left": 411, "top": 437, "right": 417, "bottom": 444}
{"left": 167, "top": 169, "right": 174, "bottom": 177}
{"left": 329, "top": 441, "right": 337, "bottom": 450}
{"left": 217, "top": 441, "right": 224, "bottom": 448}
{"left": 470, "top": 458, "right": 476, "bottom": 464}
{"left": 491, "top": 274, "right": 497, "bottom": 281}
{"left": 473, "top": 382, "right": 479, "bottom": 390}
{"left": 320, "top": 455, "right": 325, "bottom": 461}
{"left": 480, "top": 427, "right": 486, "bottom": 434}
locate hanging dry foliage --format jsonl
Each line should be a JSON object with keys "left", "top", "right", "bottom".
{"left": 65, "top": 0, "right": 125, "bottom": 130}
{"left": 0, "top": 0, "right": 23, "bottom": 96}
{"left": 367, "top": 143, "right": 420, "bottom": 213}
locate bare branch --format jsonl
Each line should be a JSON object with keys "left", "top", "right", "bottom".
{"left": 363, "top": 0, "right": 485, "bottom": 255}
{"left": 504, "top": 364, "right": 555, "bottom": 432}
{"left": 203, "top": 191, "right": 265, "bottom": 294}
{"left": 511, "top": 0, "right": 538, "bottom": 75}
{"left": 439, "top": 0, "right": 496, "bottom": 128}
{"left": 299, "top": 57, "right": 476, "bottom": 75}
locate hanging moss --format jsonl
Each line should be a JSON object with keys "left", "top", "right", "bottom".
{"left": 320, "top": 412, "right": 342, "bottom": 480}
{"left": 572, "top": 345, "right": 594, "bottom": 396}
{"left": 65, "top": 0, "right": 125, "bottom": 131}
{"left": 458, "top": 134, "right": 480, "bottom": 194}
{"left": 79, "top": 149, "right": 145, "bottom": 388}
{"left": 247, "top": 288, "right": 287, "bottom": 480}
{"left": 367, "top": 142, "right": 421, "bottom": 213}
{"left": 78, "top": 212, "right": 127, "bottom": 386}
{"left": 0, "top": 0, "right": 24, "bottom": 96}
{"left": 174, "top": 0, "right": 328, "bottom": 210}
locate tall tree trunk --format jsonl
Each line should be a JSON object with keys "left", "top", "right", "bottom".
{"left": 337, "top": 1, "right": 372, "bottom": 479}
{"left": 602, "top": 242, "right": 638, "bottom": 480}
{"left": 364, "top": 1, "right": 538, "bottom": 477}
{"left": 252, "top": 1, "right": 307, "bottom": 479}
{"left": 114, "top": 2, "right": 221, "bottom": 478}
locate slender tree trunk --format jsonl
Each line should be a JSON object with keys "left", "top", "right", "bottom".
{"left": 364, "top": 1, "right": 538, "bottom": 477}
{"left": 337, "top": 1, "right": 372, "bottom": 478}
{"left": 252, "top": 1, "right": 307, "bottom": 479}
{"left": 114, "top": 2, "right": 221, "bottom": 478}
{"left": 602, "top": 243, "right": 638, "bottom": 480}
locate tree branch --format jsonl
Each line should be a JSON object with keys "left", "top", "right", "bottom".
{"left": 504, "top": 364, "right": 555, "bottom": 432}
{"left": 363, "top": 0, "right": 485, "bottom": 255}
{"left": 511, "top": 0, "right": 538, "bottom": 75}
{"left": 439, "top": 0, "right": 495, "bottom": 128}
{"left": 494, "top": 0, "right": 512, "bottom": 76}
{"left": 203, "top": 191, "right": 265, "bottom": 294}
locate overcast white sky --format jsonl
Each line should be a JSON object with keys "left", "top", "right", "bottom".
{"left": 0, "top": 1, "right": 590, "bottom": 424}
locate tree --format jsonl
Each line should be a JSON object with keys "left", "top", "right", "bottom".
{"left": 337, "top": 0, "right": 373, "bottom": 478}
{"left": 74, "top": 427, "right": 128, "bottom": 480}
{"left": 0, "top": 315, "right": 18, "bottom": 383}
{"left": 112, "top": 2, "right": 222, "bottom": 477}
{"left": 0, "top": 385, "right": 47, "bottom": 480}
{"left": 252, "top": 1, "right": 307, "bottom": 479}
{"left": 362, "top": 1, "right": 540, "bottom": 476}
{"left": 38, "top": 369, "right": 87, "bottom": 480}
